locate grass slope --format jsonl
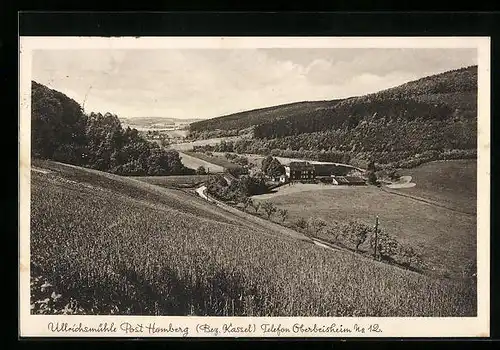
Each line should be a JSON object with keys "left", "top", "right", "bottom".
{"left": 169, "top": 136, "right": 245, "bottom": 151}
{"left": 181, "top": 151, "right": 242, "bottom": 170}
{"left": 130, "top": 175, "right": 208, "bottom": 189}
{"left": 394, "top": 160, "right": 477, "bottom": 215}
{"left": 30, "top": 159, "right": 476, "bottom": 316}
{"left": 177, "top": 152, "right": 225, "bottom": 173}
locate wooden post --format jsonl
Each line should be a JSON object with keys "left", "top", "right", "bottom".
{"left": 374, "top": 216, "right": 379, "bottom": 260}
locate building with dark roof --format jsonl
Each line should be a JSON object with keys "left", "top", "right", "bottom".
{"left": 285, "top": 161, "right": 315, "bottom": 181}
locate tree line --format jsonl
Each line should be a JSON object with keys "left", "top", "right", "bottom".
{"left": 192, "top": 125, "right": 476, "bottom": 170}
{"left": 292, "top": 216, "right": 426, "bottom": 272}
{"left": 206, "top": 172, "right": 268, "bottom": 202}
{"left": 31, "top": 81, "right": 192, "bottom": 176}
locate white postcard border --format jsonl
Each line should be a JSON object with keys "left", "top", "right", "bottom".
{"left": 19, "top": 36, "right": 491, "bottom": 338}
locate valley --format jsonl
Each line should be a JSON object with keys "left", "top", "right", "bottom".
{"left": 27, "top": 63, "right": 481, "bottom": 318}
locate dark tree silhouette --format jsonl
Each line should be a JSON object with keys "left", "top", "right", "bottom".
{"left": 31, "top": 81, "right": 192, "bottom": 176}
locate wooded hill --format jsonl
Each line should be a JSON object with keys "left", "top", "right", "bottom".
{"left": 31, "top": 81, "right": 193, "bottom": 176}
{"left": 188, "top": 66, "right": 477, "bottom": 168}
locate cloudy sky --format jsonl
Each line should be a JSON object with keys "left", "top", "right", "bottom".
{"left": 32, "top": 48, "right": 477, "bottom": 119}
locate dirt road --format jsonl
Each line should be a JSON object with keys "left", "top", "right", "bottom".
{"left": 386, "top": 175, "right": 416, "bottom": 189}
{"left": 195, "top": 185, "right": 209, "bottom": 200}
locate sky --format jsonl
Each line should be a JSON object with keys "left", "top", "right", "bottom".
{"left": 32, "top": 48, "right": 477, "bottom": 120}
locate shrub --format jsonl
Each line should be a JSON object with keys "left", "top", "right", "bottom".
{"left": 368, "top": 229, "right": 425, "bottom": 271}
{"left": 345, "top": 220, "right": 372, "bottom": 251}
{"left": 242, "top": 197, "right": 253, "bottom": 211}
{"left": 196, "top": 166, "right": 207, "bottom": 175}
{"left": 307, "top": 217, "right": 328, "bottom": 233}
{"left": 261, "top": 202, "right": 277, "bottom": 219}
{"left": 293, "top": 218, "right": 308, "bottom": 231}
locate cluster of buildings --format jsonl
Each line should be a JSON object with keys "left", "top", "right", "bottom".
{"left": 277, "top": 161, "right": 366, "bottom": 186}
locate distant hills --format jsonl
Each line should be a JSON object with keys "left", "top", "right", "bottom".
{"left": 188, "top": 66, "right": 477, "bottom": 168}
{"left": 120, "top": 116, "right": 204, "bottom": 127}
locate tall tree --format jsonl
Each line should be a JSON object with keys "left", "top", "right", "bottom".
{"left": 266, "top": 158, "right": 285, "bottom": 177}
{"left": 366, "top": 159, "right": 378, "bottom": 185}
{"left": 261, "top": 155, "right": 274, "bottom": 174}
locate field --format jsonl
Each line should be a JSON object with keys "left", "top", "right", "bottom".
{"left": 160, "top": 129, "right": 190, "bottom": 139}
{"left": 181, "top": 151, "right": 242, "bottom": 170}
{"left": 395, "top": 160, "right": 477, "bottom": 215}
{"left": 260, "top": 161, "right": 477, "bottom": 279}
{"left": 131, "top": 175, "right": 209, "bottom": 189}
{"left": 168, "top": 136, "right": 244, "bottom": 152}
{"left": 177, "top": 152, "right": 225, "bottom": 173}
{"left": 29, "top": 159, "right": 476, "bottom": 316}
{"left": 213, "top": 152, "right": 263, "bottom": 168}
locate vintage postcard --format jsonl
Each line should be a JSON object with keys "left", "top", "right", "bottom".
{"left": 19, "top": 36, "right": 490, "bottom": 338}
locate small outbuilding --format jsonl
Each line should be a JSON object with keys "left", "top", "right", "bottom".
{"left": 345, "top": 176, "right": 366, "bottom": 185}
{"left": 331, "top": 176, "right": 350, "bottom": 185}
{"left": 331, "top": 175, "right": 366, "bottom": 186}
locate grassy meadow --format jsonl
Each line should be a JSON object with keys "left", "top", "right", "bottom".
{"left": 168, "top": 136, "right": 244, "bottom": 152}
{"left": 260, "top": 160, "right": 477, "bottom": 279}
{"left": 395, "top": 159, "right": 477, "bottom": 215}
{"left": 177, "top": 152, "right": 225, "bottom": 173}
{"left": 181, "top": 151, "right": 242, "bottom": 170}
{"left": 130, "top": 174, "right": 208, "bottom": 189}
{"left": 29, "top": 159, "right": 476, "bottom": 316}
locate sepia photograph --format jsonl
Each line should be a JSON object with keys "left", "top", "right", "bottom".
{"left": 19, "top": 36, "right": 490, "bottom": 337}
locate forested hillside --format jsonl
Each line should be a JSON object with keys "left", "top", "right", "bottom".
{"left": 189, "top": 66, "right": 478, "bottom": 168}
{"left": 187, "top": 100, "right": 340, "bottom": 138}
{"left": 373, "top": 65, "right": 477, "bottom": 100}
{"left": 31, "top": 81, "right": 192, "bottom": 176}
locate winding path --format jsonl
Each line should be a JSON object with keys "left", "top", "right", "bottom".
{"left": 195, "top": 185, "right": 209, "bottom": 200}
